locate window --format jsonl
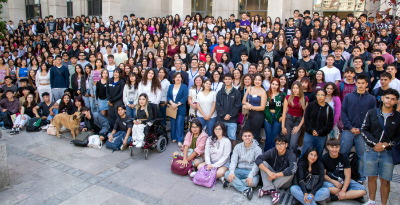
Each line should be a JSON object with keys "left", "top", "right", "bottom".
{"left": 67, "top": 0, "right": 73, "bottom": 18}
{"left": 88, "top": 0, "right": 102, "bottom": 17}
{"left": 191, "top": 0, "right": 213, "bottom": 17}
{"left": 313, "top": 0, "right": 366, "bottom": 18}
{"left": 25, "top": 0, "right": 41, "bottom": 20}
{"left": 238, "top": 0, "right": 268, "bottom": 19}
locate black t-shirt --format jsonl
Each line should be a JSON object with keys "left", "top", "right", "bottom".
{"left": 321, "top": 153, "right": 351, "bottom": 176}
{"left": 370, "top": 68, "right": 386, "bottom": 88}
{"left": 47, "top": 21, "right": 57, "bottom": 32}
{"left": 113, "top": 115, "right": 133, "bottom": 132}
{"left": 73, "top": 22, "right": 84, "bottom": 33}
{"left": 355, "top": 70, "right": 372, "bottom": 89}
{"left": 23, "top": 105, "right": 35, "bottom": 118}
{"left": 304, "top": 92, "right": 317, "bottom": 103}
{"left": 18, "top": 86, "right": 36, "bottom": 96}
{"left": 360, "top": 51, "right": 372, "bottom": 62}
{"left": 37, "top": 101, "right": 55, "bottom": 117}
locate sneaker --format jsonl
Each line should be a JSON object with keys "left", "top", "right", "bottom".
{"left": 189, "top": 171, "right": 197, "bottom": 178}
{"left": 354, "top": 196, "right": 365, "bottom": 203}
{"left": 271, "top": 190, "right": 280, "bottom": 204}
{"left": 258, "top": 188, "right": 270, "bottom": 197}
{"left": 41, "top": 124, "right": 49, "bottom": 130}
{"left": 131, "top": 140, "right": 138, "bottom": 145}
{"left": 9, "top": 128, "right": 16, "bottom": 135}
{"left": 178, "top": 142, "right": 183, "bottom": 147}
{"left": 243, "top": 188, "right": 253, "bottom": 200}
{"left": 136, "top": 141, "right": 143, "bottom": 148}
{"left": 121, "top": 145, "right": 127, "bottom": 151}
{"left": 362, "top": 199, "right": 376, "bottom": 205}
{"left": 222, "top": 179, "right": 230, "bottom": 188}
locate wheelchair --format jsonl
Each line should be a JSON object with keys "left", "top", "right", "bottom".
{"left": 129, "top": 118, "right": 168, "bottom": 159}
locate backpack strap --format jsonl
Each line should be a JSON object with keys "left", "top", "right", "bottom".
{"left": 340, "top": 82, "right": 344, "bottom": 94}
{"left": 374, "top": 88, "right": 379, "bottom": 97}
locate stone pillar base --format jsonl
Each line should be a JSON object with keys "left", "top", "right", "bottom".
{"left": 0, "top": 142, "right": 10, "bottom": 191}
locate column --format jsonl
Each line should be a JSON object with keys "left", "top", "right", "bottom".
{"left": 0, "top": 143, "right": 10, "bottom": 191}
{"left": 267, "top": 0, "right": 284, "bottom": 23}
{"left": 0, "top": 2, "right": 10, "bottom": 22}
{"left": 102, "top": 0, "right": 121, "bottom": 20}
{"left": 48, "top": 0, "right": 68, "bottom": 18}
{"left": 72, "top": 0, "right": 87, "bottom": 17}
{"left": 212, "top": 0, "right": 239, "bottom": 19}
{"left": 7, "top": 0, "right": 26, "bottom": 23}
{"left": 171, "top": 0, "right": 191, "bottom": 20}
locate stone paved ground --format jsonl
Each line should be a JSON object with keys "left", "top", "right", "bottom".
{"left": 0, "top": 128, "right": 399, "bottom": 205}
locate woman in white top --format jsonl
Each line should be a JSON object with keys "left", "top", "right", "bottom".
{"left": 83, "top": 64, "right": 95, "bottom": 112}
{"left": 196, "top": 122, "right": 231, "bottom": 180}
{"left": 137, "top": 69, "right": 162, "bottom": 119}
{"left": 36, "top": 63, "right": 51, "bottom": 101}
{"left": 262, "top": 67, "right": 273, "bottom": 91}
{"left": 158, "top": 68, "right": 170, "bottom": 126}
{"left": 232, "top": 69, "right": 241, "bottom": 90}
{"left": 211, "top": 70, "right": 223, "bottom": 93}
{"left": 123, "top": 72, "right": 139, "bottom": 118}
{"left": 188, "top": 76, "right": 203, "bottom": 121}
{"left": 196, "top": 79, "right": 217, "bottom": 136}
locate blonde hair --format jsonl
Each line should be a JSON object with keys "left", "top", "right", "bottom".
{"left": 135, "top": 93, "right": 150, "bottom": 118}
{"left": 288, "top": 81, "right": 306, "bottom": 110}
{"left": 197, "top": 33, "right": 205, "bottom": 45}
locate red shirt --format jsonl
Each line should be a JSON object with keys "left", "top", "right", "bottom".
{"left": 199, "top": 52, "right": 207, "bottom": 62}
{"left": 286, "top": 95, "right": 308, "bottom": 117}
{"left": 167, "top": 45, "right": 179, "bottom": 57}
{"left": 213, "top": 45, "right": 230, "bottom": 63}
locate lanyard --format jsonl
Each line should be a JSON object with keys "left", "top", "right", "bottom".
{"left": 190, "top": 69, "right": 198, "bottom": 78}
{"left": 195, "top": 87, "right": 201, "bottom": 100}
{"left": 212, "top": 82, "right": 220, "bottom": 91}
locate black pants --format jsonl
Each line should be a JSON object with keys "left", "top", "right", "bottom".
{"left": 108, "top": 99, "right": 124, "bottom": 127}
{"left": 242, "top": 110, "right": 264, "bottom": 142}
{"left": 149, "top": 103, "right": 158, "bottom": 120}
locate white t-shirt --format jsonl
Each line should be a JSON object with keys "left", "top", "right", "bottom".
{"left": 106, "top": 64, "right": 116, "bottom": 78}
{"left": 113, "top": 52, "right": 128, "bottom": 65}
{"left": 211, "top": 82, "right": 223, "bottom": 93}
{"left": 195, "top": 91, "right": 217, "bottom": 118}
{"left": 112, "top": 43, "right": 128, "bottom": 54}
{"left": 320, "top": 66, "right": 341, "bottom": 83}
{"left": 374, "top": 78, "right": 400, "bottom": 93}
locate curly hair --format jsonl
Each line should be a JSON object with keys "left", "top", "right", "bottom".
{"left": 323, "top": 82, "right": 340, "bottom": 97}
{"left": 141, "top": 68, "right": 161, "bottom": 93}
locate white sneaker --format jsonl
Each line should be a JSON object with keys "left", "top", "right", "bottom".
{"left": 178, "top": 142, "right": 183, "bottom": 147}
{"left": 41, "top": 124, "right": 49, "bottom": 130}
{"left": 131, "top": 140, "right": 138, "bottom": 145}
{"left": 136, "top": 141, "right": 143, "bottom": 148}
{"left": 189, "top": 171, "right": 197, "bottom": 178}
{"left": 362, "top": 200, "right": 376, "bottom": 205}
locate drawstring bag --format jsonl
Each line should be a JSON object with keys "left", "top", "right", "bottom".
{"left": 193, "top": 165, "right": 217, "bottom": 190}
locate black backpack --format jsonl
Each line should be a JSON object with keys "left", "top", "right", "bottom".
{"left": 26, "top": 118, "right": 42, "bottom": 132}
{"left": 348, "top": 152, "right": 360, "bottom": 181}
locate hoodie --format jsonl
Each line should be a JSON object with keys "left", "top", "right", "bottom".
{"left": 255, "top": 147, "right": 297, "bottom": 176}
{"left": 229, "top": 139, "right": 262, "bottom": 179}
{"left": 337, "top": 78, "right": 356, "bottom": 102}
{"left": 341, "top": 90, "right": 376, "bottom": 130}
{"left": 304, "top": 101, "right": 334, "bottom": 136}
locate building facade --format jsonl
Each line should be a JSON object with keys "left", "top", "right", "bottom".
{"left": 1, "top": 0, "right": 398, "bottom": 24}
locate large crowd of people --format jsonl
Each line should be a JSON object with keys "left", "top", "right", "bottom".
{"left": 2, "top": 9, "right": 400, "bottom": 205}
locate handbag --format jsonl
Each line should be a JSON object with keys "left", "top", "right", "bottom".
{"left": 193, "top": 165, "right": 217, "bottom": 190}
{"left": 241, "top": 87, "right": 251, "bottom": 115}
{"left": 88, "top": 135, "right": 102, "bottom": 148}
{"left": 376, "top": 108, "right": 400, "bottom": 165}
{"left": 299, "top": 174, "right": 320, "bottom": 191}
{"left": 71, "top": 131, "right": 93, "bottom": 147}
{"left": 47, "top": 124, "right": 57, "bottom": 135}
{"left": 171, "top": 156, "right": 193, "bottom": 176}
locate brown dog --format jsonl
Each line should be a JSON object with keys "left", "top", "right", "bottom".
{"left": 52, "top": 112, "right": 83, "bottom": 139}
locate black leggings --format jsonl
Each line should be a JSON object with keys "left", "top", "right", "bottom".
{"left": 242, "top": 110, "right": 264, "bottom": 142}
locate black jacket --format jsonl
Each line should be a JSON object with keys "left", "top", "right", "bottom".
{"left": 304, "top": 101, "right": 334, "bottom": 136}
{"left": 71, "top": 73, "right": 89, "bottom": 96}
{"left": 229, "top": 43, "right": 247, "bottom": 65}
{"left": 216, "top": 85, "right": 241, "bottom": 123}
{"left": 255, "top": 147, "right": 297, "bottom": 176}
{"left": 248, "top": 47, "right": 265, "bottom": 64}
{"left": 296, "top": 160, "right": 325, "bottom": 196}
{"left": 361, "top": 107, "right": 400, "bottom": 150}
{"left": 295, "top": 58, "right": 319, "bottom": 72}
{"left": 106, "top": 78, "right": 124, "bottom": 103}
{"left": 36, "top": 21, "right": 46, "bottom": 33}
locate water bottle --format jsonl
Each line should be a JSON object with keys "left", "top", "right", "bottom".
{"left": 307, "top": 195, "right": 312, "bottom": 200}
{"left": 338, "top": 177, "right": 344, "bottom": 184}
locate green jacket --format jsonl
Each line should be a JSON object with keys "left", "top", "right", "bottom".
{"left": 264, "top": 92, "right": 286, "bottom": 123}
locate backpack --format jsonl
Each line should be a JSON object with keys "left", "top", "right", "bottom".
{"left": 0, "top": 110, "right": 13, "bottom": 129}
{"left": 348, "top": 152, "right": 360, "bottom": 181}
{"left": 26, "top": 117, "right": 42, "bottom": 132}
{"left": 193, "top": 165, "right": 217, "bottom": 190}
{"left": 171, "top": 156, "right": 193, "bottom": 176}
{"left": 71, "top": 131, "right": 93, "bottom": 147}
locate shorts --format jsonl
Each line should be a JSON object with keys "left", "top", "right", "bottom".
{"left": 323, "top": 179, "right": 366, "bottom": 191}
{"left": 224, "top": 122, "right": 237, "bottom": 141}
{"left": 364, "top": 145, "right": 394, "bottom": 181}
{"left": 98, "top": 99, "right": 109, "bottom": 111}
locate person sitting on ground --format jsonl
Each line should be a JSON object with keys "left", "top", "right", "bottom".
{"left": 197, "top": 121, "right": 232, "bottom": 181}
{"left": 80, "top": 106, "right": 110, "bottom": 141}
{"left": 321, "top": 138, "right": 366, "bottom": 203}
{"left": 57, "top": 94, "right": 76, "bottom": 115}
{"left": 0, "top": 90, "right": 20, "bottom": 116}
{"left": 223, "top": 129, "right": 262, "bottom": 200}
{"left": 32, "top": 92, "right": 55, "bottom": 127}
{"left": 47, "top": 89, "right": 74, "bottom": 121}
{"left": 256, "top": 134, "right": 297, "bottom": 204}
{"left": 290, "top": 147, "right": 330, "bottom": 205}
{"left": 10, "top": 93, "right": 36, "bottom": 134}
{"left": 172, "top": 119, "right": 208, "bottom": 176}
{"left": 107, "top": 105, "right": 133, "bottom": 151}
{"left": 131, "top": 93, "right": 153, "bottom": 148}
{"left": 2, "top": 76, "right": 18, "bottom": 99}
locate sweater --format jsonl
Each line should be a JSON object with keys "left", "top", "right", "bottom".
{"left": 204, "top": 137, "right": 232, "bottom": 168}
{"left": 296, "top": 160, "right": 325, "bottom": 196}
{"left": 0, "top": 98, "right": 20, "bottom": 114}
{"left": 181, "top": 131, "right": 209, "bottom": 158}
{"left": 341, "top": 90, "right": 376, "bottom": 130}
{"left": 304, "top": 101, "right": 334, "bottom": 136}
{"left": 229, "top": 139, "right": 262, "bottom": 179}
{"left": 337, "top": 78, "right": 356, "bottom": 102}
{"left": 50, "top": 65, "right": 69, "bottom": 89}
{"left": 123, "top": 84, "right": 138, "bottom": 106}
{"left": 255, "top": 147, "right": 297, "bottom": 176}
{"left": 137, "top": 81, "right": 161, "bottom": 104}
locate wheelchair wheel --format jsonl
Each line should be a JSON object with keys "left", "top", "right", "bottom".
{"left": 157, "top": 136, "right": 167, "bottom": 153}
{"left": 144, "top": 149, "right": 148, "bottom": 160}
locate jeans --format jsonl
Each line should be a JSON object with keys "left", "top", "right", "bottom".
{"left": 107, "top": 130, "right": 131, "bottom": 143}
{"left": 126, "top": 101, "right": 136, "bottom": 118}
{"left": 340, "top": 130, "right": 365, "bottom": 181}
{"left": 47, "top": 108, "right": 59, "bottom": 121}
{"left": 364, "top": 146, "right": 394, "bottom": 181}
{"left": 83, "top": 95, "right": 95, "bottom": 112}
{"left": 323, "top": 179, "right": 366, "bottom": 191}
{"left": 290, "top": 185, "right": 330, "bottom": 205}
{"left": 170, "top": 114, "right": 185, "bottom": 143}
{"left": 300, "top": 133, "right": 327, "bottom": 158}
{"left": 264, "top": 113, "right": 281, "bottom": 152}
{"left": 284, "top": 113, "right": 302, "bottom": 153}
{"left": 198, "top": 116, "right": 217, "bottom": 136}
{"left": 158, "top": 103, "right": 166, "bottom": 126}
{"left": 242, "top": 110, "right": 264, "bottom": 142}
{"left": 224, "top": 122, "right": 238, "bottom": 141}
{"left": 224, "top": 168, "right": 259, "bottom": 192}
{"left": 260, "top": 162, "right": 293, "bottom": 190}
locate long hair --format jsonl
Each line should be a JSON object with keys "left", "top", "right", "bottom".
{"left": 288, "top": 81, "right": 306, "bottom": 110}
{"left": 135, "top": 93, "right": 150, "bottom": 118}
{"left": 240, "top": 74, "right": 254, "bottom": 90}
{"left": 311, "top": 70, "right": 326, "bottom": 91}
{"left": 23, "top": 93, "right": 37, "bottom": 109}
{"left": 210, "top": 121, "right": 228, "bottom": 146}
{"left": 268, "top": 78, "right": 282, "bottom": 97}
{"left": 323, "top": 82, "right": 340, "bottom": 97}
{"left": 300, "top": 77, "right": 312, "bottom": 92}
{"left": 299, "top": 147, "right": 320, "bottom": 165}
{"left": 58, "top": 94, "right": 74, "bottom": 111}
{"left": 126, "top": 72, "right": 139, "bottom": 89}
{"left": 74, "top": 96, "right": 86, "bottom": 107}
{"left": 142, "top": 69, "right": 161, "bottom": 93}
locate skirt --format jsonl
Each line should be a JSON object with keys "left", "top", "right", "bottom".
{"left": 98, "top": 98, "right": 109, "bottom": 111}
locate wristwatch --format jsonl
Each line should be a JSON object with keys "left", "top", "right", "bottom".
{"left": 382, "top": 144, "right": 386, "bottom": 149}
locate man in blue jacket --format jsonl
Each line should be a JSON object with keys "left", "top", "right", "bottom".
{"left": 50, "top": 55, "right": 70, "bottom": 102}
{"left": 340, "top": 74, "right": 376, "bottom": 183}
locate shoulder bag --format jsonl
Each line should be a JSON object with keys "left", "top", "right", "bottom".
{"left": 241, "top": 86, "right": 251, "bottom": 115}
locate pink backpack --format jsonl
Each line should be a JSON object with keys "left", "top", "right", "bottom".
{"left": 193, "top": 165, "right": 217, "bottom": 190}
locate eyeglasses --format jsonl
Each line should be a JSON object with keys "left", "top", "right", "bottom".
{"left": 276, "top": 143, "right": 286, "bottom": 147}
{"left": 214, "top": 128, "right": 222, "bottom": 131}
{"left": 191, "top": 126, "right": 199, "bottom": 129}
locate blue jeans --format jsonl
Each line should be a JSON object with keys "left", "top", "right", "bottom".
{"left": 224, "top": 168, "right": 259, "bottom": 192}
{"left": 107, "top": 130, "right": 131, "bottom": 143}
{"left": 126, "top": 101, "right": 136, "bottom": 118}
{"left": 364, "top": 146, "right": 394, "bottom": 181}
{"left": 323, "top": 179, "right": 366, "bottom": 191}
{"left": 340, "top": 130, "right": 365, "bottom": 181}
{"left": 198, "top": 116, "right": 217, "bottom": 136}
{"left": 158, "top": 103, "right": 166, "bottom": 126}
{"left": 264, "top": 113, "right": 281, "bottom": 152}
{"left": 290, "top": 185, "right": 330, "bottom": 205}
{"left": 47, "top": 108, "right": 59, "bottom": 121}
{"left": 170, "top": 114, "right": 185, "bottom": 143}
{"left": 83, "top": 95, "right": 95, "bottom": 112}
{"left": 300, "top": 133, "right": 327, "bottom": 158}
{"left": 224, "top": 122, "right": 237, "bottom": 141}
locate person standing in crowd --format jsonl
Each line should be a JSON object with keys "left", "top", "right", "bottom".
{"left": 36, "top": 63, "right": 51, "bottom": 101}
{"left": 168, "top": 59, "right": 188, "bottom": 86}
{"left": 337, "top": 67, "right": 356, "bottom": 102}
{"left": 187, "top": 59, "right": 200, "bottom": 89}
{"left": 50, "top": 55, "right": 69, "bottom": 102}
{"left": 362, "top": 88, "right": 400, "bottom": 205}
{"left": 123, "top": 72, "right": 139, "bottom": 118}
{"left": 106, "top": 68, "right": 125, "bottom": 127}
{"left": 230, "top": 34, "right": 247, "bottom": 66}
{"left": 158, "top": 68, "right": 170, "bottom": 126}
{"left": 372, "top": 72, "right": 392, "bottom": 108}
{"left": 340, "top": 75, "right": 376, "bottom": 184}
{"left": 324, "top": 82, "right": 342, "bottom": 139}
{"left": 96, "top": 69, "right": 109, "bottom": 118}
{"left": 374, "top": 64, "right": 400, "bottom": 93}
{"left": 320, "top": 55, "right": 341, "bottom": 84}
{"left": 196, "top": 79, "right": 217, "bottom": 136}
{"left": 138, "top": 69, "right": 161, "bottom": 120}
